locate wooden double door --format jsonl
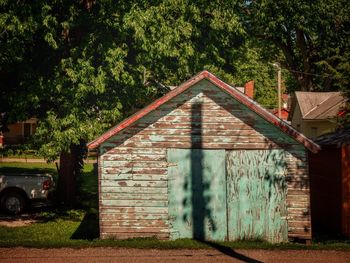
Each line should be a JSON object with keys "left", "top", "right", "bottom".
{"left": 167, "top": 149, "right": 288, "bottom": 243}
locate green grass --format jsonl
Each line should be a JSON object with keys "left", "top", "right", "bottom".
{"left": 1, "top": 221, "right": 350, "bottom": 249}
{"left": 0, "top": 162, "right": 350, "bottom": 250}
{"left": 1, "top": 154, "right": 43, "bottom": 159}
{"left": 0, "top": 162, "right": 57, "bottom": 175}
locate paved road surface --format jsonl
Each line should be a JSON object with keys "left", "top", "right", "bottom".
{"left": 0, "top": 248, "right": 349, "bottom": 263}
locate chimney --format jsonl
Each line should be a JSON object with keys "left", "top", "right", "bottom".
{"left": 244, "top": 80, "right": 254, "bottom": 99}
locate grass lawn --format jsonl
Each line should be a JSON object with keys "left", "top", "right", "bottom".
{"left": 0, "top": 162, "right": 350, "bottom": 250}
{"left": 0, "top": 162, "right": 59, "bottom": 175}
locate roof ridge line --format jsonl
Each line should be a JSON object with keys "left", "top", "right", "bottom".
{"left": 88, "top": 70, "right": 320, "bottom": 153}
{"left": 307, "top": 96, "right": 347, "bottom": 119}
{"left": 304, "top": 93, "right": 346, "bottom": 119}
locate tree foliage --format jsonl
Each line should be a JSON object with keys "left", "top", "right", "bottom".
{"left": 123, "top": 0, "right": 278, "bottom": 107}
{"left": 0, "top": 0, "right": 279, "bottom": 161}
{"left": 2, "top": 1, "right": 141, "bottom": 161}
{"left": 2, "top": 0, "right": 348, "bottom": 203}
{"left": 244, "top": 0, "right": 350, "bottom": 94}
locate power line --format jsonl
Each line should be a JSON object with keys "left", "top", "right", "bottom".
{"left": 282, "top": 67, "right": 333, "bottom": 78}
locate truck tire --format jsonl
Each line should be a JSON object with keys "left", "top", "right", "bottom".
{"left": 1, "top": 192, "right": 26, "bottom": 214}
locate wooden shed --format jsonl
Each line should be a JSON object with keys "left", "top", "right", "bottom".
{"left": 309, "top": 129, "right": 350, "bottom": 238}
{"left": 88, "top": 71, "right": 320, "bottom": 243}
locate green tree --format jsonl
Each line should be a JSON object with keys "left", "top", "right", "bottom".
{"left": 0, "top": 0, "right": 280, "bottom": 204}
{"left": 0, "top": 0, "right": 145, "bottom": 204}
{"left": 243, "top": 0, "right": 350, "bottom": 94}
{"left": 124, "top": 0, "right": 278, "bottom": 107}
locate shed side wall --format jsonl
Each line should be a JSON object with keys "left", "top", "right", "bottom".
{"left": 342, "top": 144, "right": 350, "bottom": 237}
{"left": 309, "top": 148, "right": 342, "bottom": 236}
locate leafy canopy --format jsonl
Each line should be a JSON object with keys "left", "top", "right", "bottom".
{"left": 243, "top": 0, "right": 350, "bottom": 94}
{"left": 3, "top": 0, "right": 331, "bottom": 160}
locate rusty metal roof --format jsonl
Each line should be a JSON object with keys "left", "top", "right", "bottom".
{"left": 88, "top": 71, "right": 320, "bottom": 153}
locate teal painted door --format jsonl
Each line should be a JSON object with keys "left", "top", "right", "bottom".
{"left": 168, "top": 149, "right": 227, "bottom": 240}
{"left": 226, "top": 150, "right": 288, "bottom": 243}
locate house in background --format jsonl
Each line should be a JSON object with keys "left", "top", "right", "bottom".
{"left": 1, "top": 118, "right": 38, "bottom": 146}
{"left": 273, "top": 94, "right": 291, "bottom": 122}
{"left": 288, "top": 91, "right": 347, "bottom": 139}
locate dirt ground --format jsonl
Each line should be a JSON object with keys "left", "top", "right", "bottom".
{"left": 0, "top": 247, "right": 349, "bottom": 263}
{"left": 0, "top": 213, "right": 348, "bottom": 263}
{"left": 0, "top": 212, "right": 38, "bottom": 227}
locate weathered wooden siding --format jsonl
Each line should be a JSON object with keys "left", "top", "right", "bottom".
{"left": 284, "top": 147, "right": 312, "bottom": 240}
{"left": 99, "top": 147, "right": 169, "bottom": 239}
{"left": 99, "top": 79, "right": 311, "bottom": 240}
{"left": 226, "top": 149, "right": 288, "bottom": 243}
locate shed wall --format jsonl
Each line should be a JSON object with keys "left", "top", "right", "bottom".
{"left": 309, "top": 148, "right": 342, "bottom": 236}
{"left": 309, "top": 144, "right": 350, "bottom": 238}
{"left": 99, "top": 79, "right": 311, "bottom": 240}
{"left": 342, "top": 144, "right": 350, "bottom": 237}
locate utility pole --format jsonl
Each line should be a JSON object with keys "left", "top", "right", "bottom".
{"left": 273, "top": 63, "right": 282, "bottom": 119}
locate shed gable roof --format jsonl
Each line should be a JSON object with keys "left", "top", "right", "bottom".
{"left": 88, "top": 71, "right": 320, "bottom": 153}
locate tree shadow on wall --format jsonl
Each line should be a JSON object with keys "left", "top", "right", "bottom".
{"left": 189, "top": 101, "right": 263, "bottom": 263}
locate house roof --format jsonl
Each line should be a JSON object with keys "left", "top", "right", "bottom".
{"left": 87, "top": 71, "right": 320, "bottom": 153}
{"left": 294, "top": 91, "right": 347, "bottom": 120}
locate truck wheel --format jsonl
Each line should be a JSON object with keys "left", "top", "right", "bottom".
{"left": 1, "top": 192, "right": 26, "bottom": 214}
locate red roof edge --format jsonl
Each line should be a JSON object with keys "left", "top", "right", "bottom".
{"left": 87, "top": 71, "right": 210, "bottom": 149}
{"left": 87, "top": 70, "right": 320, "bottom": 153}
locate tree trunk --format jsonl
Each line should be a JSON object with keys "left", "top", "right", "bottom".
{"left": 56, "top": 140, "right": 86, "bottom": 206}
{"left": 57, "top": 149, "right": 77, "bottom": 206}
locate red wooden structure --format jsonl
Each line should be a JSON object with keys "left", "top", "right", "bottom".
{"left": 309, "top": 129, "right": 350, "bottom": 237}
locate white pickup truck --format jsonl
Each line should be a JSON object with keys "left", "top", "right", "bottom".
{"left": 0, "top": 173, "right": 55, "bottom": 214}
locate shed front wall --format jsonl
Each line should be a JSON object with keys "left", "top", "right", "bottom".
{"left": 99, "top": 79, "right": 311, "bottom": 241}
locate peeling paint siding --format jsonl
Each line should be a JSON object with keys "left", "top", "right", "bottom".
{"left": 285, "top": 148, "right": 312, "bottom": 239}
{"left": 99, "top": 145, "right": 169, "bottom": 239}
{"left": 226, "top": 149, "right": 288, "bottom": 243}
{"left": 98, "top": 152, "right": 104, "bottom": 237}
{"left": 99, "top": 79, "right": 311, "bottom": 240}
